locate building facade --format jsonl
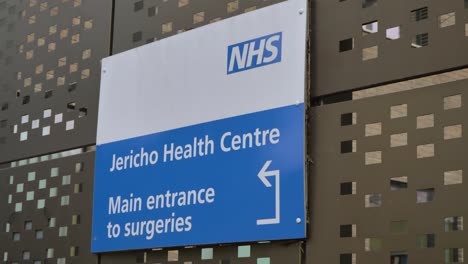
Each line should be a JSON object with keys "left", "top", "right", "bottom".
{"left": 0, "top": 0, "right": 467, "bottom": 263}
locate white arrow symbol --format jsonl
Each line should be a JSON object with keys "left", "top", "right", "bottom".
{"left": 257, "top": 160, "right": 280, "bottom": 225}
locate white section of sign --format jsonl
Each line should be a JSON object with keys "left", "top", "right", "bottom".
{"left": 97, "top": 0, "right": 307, "bottom": 145}
{"left": 257, "top": 160, "right": 280, "bottom": 225}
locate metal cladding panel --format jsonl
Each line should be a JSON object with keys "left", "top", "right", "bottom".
{"left": 310, "top": 0, "right": 468, "bottom": 96}
{"left": 0, "top": 0, "right": 112, "bottom": 163}
{"left": 0, "top": 151, "right": 96, "bottom": 264}
{"left": 112, "top": 0, "right": 286, "bottom": 55}
{"left": 307, "top": 82, "right": 468, "bottom": 263}
{"left": 100, "top": 241, "right": 303, "bottom": 264}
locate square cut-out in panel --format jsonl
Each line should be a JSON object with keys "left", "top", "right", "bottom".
{"left": 179, "top": 0, "right": 189, "bottom": 7}
{"left": 439, "top": 12, "right": 455, "bottom": 28}
{"left": 412, "top": 33, "right": 429, "bottom": 48}
{"left": 365, "top": 122, "right": 381, "bottom": 136}
{"left": 444, "top": 170, "right": 462, "bottom": 185}
{"left": 201, "top": 248, "right": 213, "bottom": 260}
{"left": 444, "top": 94, "right": 462, "bottom": 110}
{"left": 445, "top": 248, "right": 464, "bottom": 263}
{"left": 227, "top": 0, "right": 239, "bottom": 13}
{"left": 362, "top": 0, "right": 377, "bottom": 8}
{"left": 386, "top": 26, "right": 400, "bottom": 40}
{"left": 365, "top": 151, "right": 382, "bottom": 165}
{"left": 162, "top": 22, "right": 173, "bottom": 34}
{"left": 340, "top": 253, "right": 356, "bottom": 264}
{"left": 417, "top": 144, "right": 434, "bottom": 158}
{"left": 341, "top": 182, "right": 357, "bottom": 195}
{"left": 390, "top": 133, "right": 408, "bottom": 147}
{"left": 341, "top": 112, "right": 357, "bottom": 126}
{"left": 148, "top": 6, "right": 157, "bottom": 17}
{"left": 339, "top": 38, "right": 354, "bottom": 52}
{"left": 390, "top": 176, "right": 408, "bottom": 190}
{"left": 364, "top": 238, "right": 382, "bottom": 251}
{"left": 416, "top": 188, "right": 435, "bottom": 203}
{"left": 444, "top": 216, "right": 463, "bottom": 232}
{"left": 362, "top": 21, "right": 378, "bottom": 35}
{"left": 42, "top": 126, "right": 50, "bottom": 136}
{"left": 132, "top": 31, "right": 142, "bottom": 42}
{"left": 193, "top": 11, "right": 205, "bottom": 24}
{"left": 257, "top": 258, "right": 270, "bottom": 264}
{"left": 340, "top": 224, "right": 357, "bottom": 238}
{"left": 390, "top": 104, "right": 407, "bottom": 119}
{"left": 390, "top": 220, "right": 408, "bottom": 234}
{"left": 391, "top": 251, "right": 408, "bottom": 264}
{"left": 168, "top": 250, "right": 178, "bottom": 261}
{"left": 362, "top": 46, "right": 378, "bottom": 61}
{"left": 411, "top": 7, "right": 428, "bottom": 21}
{"left": 444, "top": 124, "right": 462, "bottom": 140}
{"left": 341, "top": 140, "right": 357, "bottom": 153}
{"left": 84, "top": 19, "right": 93, "bottom": 30}
{"left": 417, "top": 114, "right": 434, "bottom": 129}
{"left": 365, "top": 193, "right": 382, "bottom": 207}
{"left": 417, "top": 234, "right": 435, "bottom": 248}
{"left": 238, "top": 245, "right": 250, "bottom": 258}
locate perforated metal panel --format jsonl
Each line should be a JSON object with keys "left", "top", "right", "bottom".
{"left": 0, "top": 0, "right": 112, "bottom": 163}
{"left": 0, "top": 150, "right": 96, "bottom": 264}
{"left": 310, "top": 0, "right": 468, "bottom": 96}
{"left": 307, "top": 82, "right": 468, "bottom": 263}
{"left": 112, "top": 0, "right": 285, "bottom": 54}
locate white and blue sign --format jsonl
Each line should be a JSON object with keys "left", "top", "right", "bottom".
{"left": 92, "top": 0, "right": 307, "bottom": 253}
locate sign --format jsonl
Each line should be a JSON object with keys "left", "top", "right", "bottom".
{"left": 92, "top": 0, "right": 307, "bottom": 253}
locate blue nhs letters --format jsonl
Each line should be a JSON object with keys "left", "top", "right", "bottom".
{"left": 227, "top": 32, "right": 282, "bottom": 74}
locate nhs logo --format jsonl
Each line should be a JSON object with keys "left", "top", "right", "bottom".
{"left": 227, "top": 32, "right": 282, "bottom": 75}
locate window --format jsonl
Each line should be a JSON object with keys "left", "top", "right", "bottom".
{"left": 168, "top": 250, "right": 179, "bottom": 261}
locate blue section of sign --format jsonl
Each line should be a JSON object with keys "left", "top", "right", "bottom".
{"left": 91, "top": 104, "right": 305, "bottom": 252}
{"left": 227, "top": 32, "right": 282, "bottom": 74}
